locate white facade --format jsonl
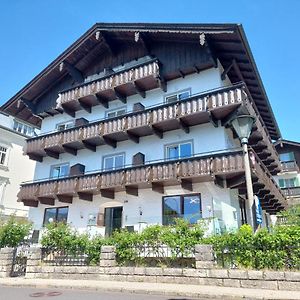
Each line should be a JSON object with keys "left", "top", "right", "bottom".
{"left": 0, "top": 113, "right": 37, "bottom": 219}
{"left": 26, "top": 63, "right": 252, "bottom": 236}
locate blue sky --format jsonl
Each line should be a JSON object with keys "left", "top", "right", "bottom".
{"left": 0, "top": 0, "right": 299, "bottom": 141}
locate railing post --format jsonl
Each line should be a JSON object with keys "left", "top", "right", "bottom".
{"left": 0, "top": 247, "right": 14, "bottom": 278}
{"left": 25, "top": 247, "right": 42, "bottom": 279}
{"left": 99, "top": 246, "right": 116, "bottom": 267}
{"left": 195, "top": 244, "right": 215, "bottom": 269}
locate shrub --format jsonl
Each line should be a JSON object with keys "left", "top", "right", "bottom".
{"left": 0, "top": 216, "right": 32, "bottom": 248}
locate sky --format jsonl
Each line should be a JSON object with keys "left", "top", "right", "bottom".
{"left": 0, "top": 0, "right": 299, "bottom": 141}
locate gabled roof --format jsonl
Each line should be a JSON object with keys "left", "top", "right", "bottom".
{"left": 1, "top": 23, "right": 281, "bottom": 139}
{"left": 274, "top": 139, "right": 300, "bottom": 148}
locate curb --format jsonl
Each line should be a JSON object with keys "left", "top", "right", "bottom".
{"left": 1, "top": 279, "right": 299, "bottom": 300}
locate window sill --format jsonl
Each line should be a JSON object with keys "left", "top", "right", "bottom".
{"left": 0, "top": 165, "right": 8, "bottom": 172}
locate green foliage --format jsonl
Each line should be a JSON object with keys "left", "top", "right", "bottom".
{"left": 203, "top": 224, "right": 300, "bottom": 270}
{"left": 0, "top": 216, "right": 32, "bottom": 248}
{"left": 277, "top": 205, "right": 300, "bottom": 226}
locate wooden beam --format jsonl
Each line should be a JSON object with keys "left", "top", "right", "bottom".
{"left": 178, "top": 69, "right": 185, "bottom": 78}
{"left": 152, "top": 182, "right": 164, "bottom": 194}
{"left": 114, "top": 89, "right": 127, "bottom": 103}
{"left": 28, "top": 154, "right": 43, "bottom": 162}
{"left": 95, "top": 94, "right": 109, "bottom": 108}
{"left": 178, "top": 118, "right": 189, "bottom": 134}
{"left": 125, "top": 186, "right": 138, "bottom": 196}
{"left": 133, "top": 82, "right": 146, "bottom": 98}
{"left": 208, "top": 111, "right": 218, "bottom": 127}
{"left": 63, "top": 61, "right": 84, "bottom": 83}
{"left": 232, "top": 59, "right": 245, "bottom": 82}
{"left": 181, "top": 179, "right": 193, "bottom": 191}
{"left": 103, "top": 136, "right": 117, "bottom": 148}
{"left": 39, "top": 197, "right": 55, "bottom": 205}
{"left": 22, "top": 199, "right": 38, "bottom": 207}
{"left": 100, "top": 189, "right": 115, "bottom": 199}
{"left": 221, "top": 61, "right": 234, "bottom": 80}
{"left": 127, "top": 131, "right": 139, "bottom": 144}
{"left": 135, "top": 32, "right": 151, "bottom": 54}
{"left": 82, "top": 141, "right": 96, "bottom": 152}
{"left": 19, "top": 98, "right": 37, "bottom": 115}
{"left": 226, "top": 175, "right": 246, "bottom": 188}
{"left": 78, "top": 192, "right": 93, "bottom": 201}
{"left": 61, "top": 105, "right": 76, "bottom": 118}
{"left": 157, "top": 77, "right": 167, "bottom": 92}
{"left": 45, "top": 149, "right": 59, "bottom": 159}
{"left": 98, "top": 31, "right": 117, "bottom": 56}
{"left": 194, "top": 65, "right": 201, "bottom": 73}
{"left": 78, "top": 100, "right": 92, "bottom": 113}
{"left": 63, "top": 145, "right": 77, "bottom": 156}
{"left": 57, "top": 195, "right": 73, "bottom": 203}
{"left": 151, "top": 125, "right": 163, "bottom": 139}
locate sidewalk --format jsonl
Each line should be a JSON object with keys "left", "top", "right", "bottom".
{"left": 1, "top": 278, "right": 300, "bottom": 300}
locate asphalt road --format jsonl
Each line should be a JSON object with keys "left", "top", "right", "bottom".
{"left": 1, "top": 286, "right": 199, "bottom": 300}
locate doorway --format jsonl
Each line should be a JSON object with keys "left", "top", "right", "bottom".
{"left": 104, "top": 206, "right": 123, "bottom": 236}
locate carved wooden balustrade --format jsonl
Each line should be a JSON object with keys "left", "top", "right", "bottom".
{"left": 19, "top": 149, "right": 286, "bottom": 213}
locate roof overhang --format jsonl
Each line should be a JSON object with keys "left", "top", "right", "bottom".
{"left": 1, "top": 23, "right": 281, "bottom": 140}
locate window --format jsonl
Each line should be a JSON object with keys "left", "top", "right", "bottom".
{"left": 279, "top": 152, "right": 295, "bottom": 162}
{"left": 43, "top": 207, "right": 69, "bottom": 225}
{"left": 56, "top": 121, "right": 74, "bottom": 131}
{"left": 0, "top": 147, "right": 7, "bottom": 166}
{"left": 165, "top": 89, "right": 190, "bottom": 104}
{"left": 279, "top": 178, "right": 299, "bottom": 188}
{"left": 13, "top": 120, "right": 34, "bottom": 136}
{"left": 162, "top": 194, "right": 201, "bottom": 225}
{"left": 103, "top": 153, "right": 125, "bottom": 171}
{"left": 50, "top": 163, "right": 69, "bottom": 179}
{"left": 166, "top": 142, "right": 192, "bottom": 160}
{"left": 106, "top": 107, "right": 127, "bottom": 119}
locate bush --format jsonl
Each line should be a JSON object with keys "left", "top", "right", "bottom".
{"left": 0, "top": 216, "right": 32, "bottom": 248}
{"left": 204, "top": 224, "right": 300, "bottom": 270}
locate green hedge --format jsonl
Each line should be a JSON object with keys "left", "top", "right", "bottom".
{"left": 204, "top": 224, "right": 300, "bottom": 270}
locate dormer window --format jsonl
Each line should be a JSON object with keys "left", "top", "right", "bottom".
{"left": 165, "top": 89, "right": 191, "bottom": 104}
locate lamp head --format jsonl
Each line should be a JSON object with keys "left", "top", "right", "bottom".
{"left": 230, "top": 115, "right": 256, "bottom": 144}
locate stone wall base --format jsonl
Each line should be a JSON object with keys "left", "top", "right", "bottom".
{"left": 25, "top": 266, "right": 300, "bottom": 291}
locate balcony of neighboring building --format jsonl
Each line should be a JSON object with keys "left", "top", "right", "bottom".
{"left": 24, "top": 83, "right": 282, "bottom": 175}
{"left": 18, "top": 148, "right": 287, "bottom": 214}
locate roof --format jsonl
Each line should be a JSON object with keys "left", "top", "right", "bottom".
{"left": 0, "top": 23, "right": 281, "bottom": 139}
{"left": 274, "top": 139, "right": 300, "bottom": 148}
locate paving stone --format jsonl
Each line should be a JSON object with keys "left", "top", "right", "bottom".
{"left": 223, "top": 278, "right": 241, "bottom": 287}
{"left": 285, "top": 271, "right": 300, "bottom": 282}
{"left": 247, "top": 270, "right": 264, "bottom": 280}
{"left": 163, "top": 268, "right": 183, "bottom": 276}
{"left": 145, "top": 267, "right": 163, "bottom": 276}
{"left": 264, "top": 271, "right": 285, "bottom": 280}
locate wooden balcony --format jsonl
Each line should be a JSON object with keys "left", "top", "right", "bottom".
{"left": 281, "top": 187, "right": 300, "bottom": 198}
{"left": 280, "top": 161, "right": 300, "bottom": 173}
{"left": 25, "top": 83, "right": 280, "bottom": 175}
{"left": 59, "top": 59, "right": 161, "bottom": 117}
{"left": 19, "top": 149, "right": 286, "bottom": 214}
{"left": 25, "top": 84, "right": 245, "bottom": 161}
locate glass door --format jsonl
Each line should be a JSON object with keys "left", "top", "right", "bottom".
{"left": 104, "top": 206, "right": 123, "bottom": 236}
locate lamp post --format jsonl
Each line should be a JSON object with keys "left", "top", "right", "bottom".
{"left": 230, "top": 115, "right": 256, "bottom": 228}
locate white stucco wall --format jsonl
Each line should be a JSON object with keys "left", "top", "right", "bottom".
{"left": 0, "top": 128, "right": 36, "bottom": 218}
{"left": 29, "top": 181, "right": 241, "bottom": 235}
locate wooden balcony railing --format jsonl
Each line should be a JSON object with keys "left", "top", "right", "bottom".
{"left": 281, "top": 161, "right": 300, "bottom": 173}
{"left": 59, "top": 59, "right": 161, "bottom": 115}
{"left": 281, "top": 187, "right": 300, "bottom": 197}
{"left": 19, "top": 149, "right": 286, "bottom": 213}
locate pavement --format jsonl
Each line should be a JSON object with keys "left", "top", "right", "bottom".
{"left": 1, "top": 277, "right": 300, "bottom": 300}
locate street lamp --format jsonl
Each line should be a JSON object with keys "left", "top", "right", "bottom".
{"left": 230, "top": 114, "right": 256, "bottom": 228}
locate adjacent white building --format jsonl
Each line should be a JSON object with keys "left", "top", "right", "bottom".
{"left": 1, "top": 23, "right": 287, "bottom": 237}
{"left": 0, "top": 112, "right": 37, "bottom": 219}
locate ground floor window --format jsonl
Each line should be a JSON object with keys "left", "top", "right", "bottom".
{"left": 162, "top": 194, "right": 201, "bottom": 225}
{"left": 43, "top": 206, "right": 69, "bottom": 225}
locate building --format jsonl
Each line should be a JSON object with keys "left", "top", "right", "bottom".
{"left": 0, "top": 112, "right": 37, "bottom": 219}
{"left": 274, "top": 140, "right": 300, "bottom": 207}
{"left": 1, "top": 23, "right": 287, "bottom": 236}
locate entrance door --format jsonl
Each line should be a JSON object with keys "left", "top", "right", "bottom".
{"left": 104, "top": 206, "right": 123, "bottom": 236}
